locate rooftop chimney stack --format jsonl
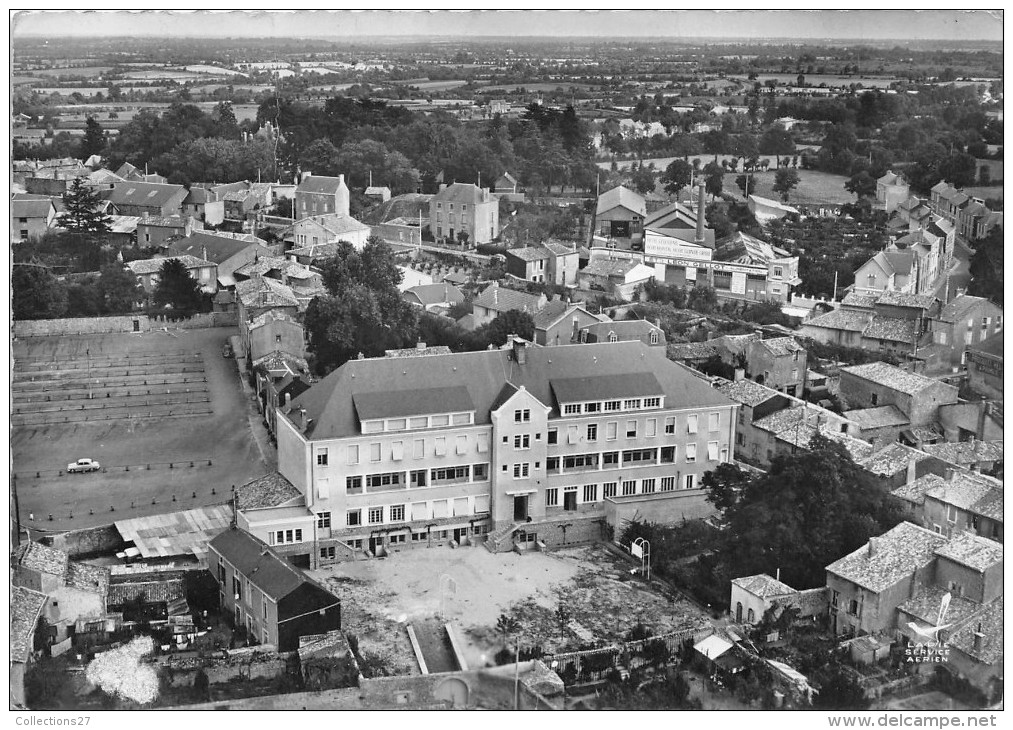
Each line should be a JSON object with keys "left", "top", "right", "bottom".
{"left": 973, "top": 625, "right": 984, "bottom": 654}
{"left": 512, "top": 337, "right": 527, "bottom": 365}
{"left": 695, "top": 181, "right": 707, "bottom": 245}
{"left": 868, "top": 537, "right": 878, "bottom": 557}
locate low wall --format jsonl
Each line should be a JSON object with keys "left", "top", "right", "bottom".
{"left": 159, "top": 652, "right": 290, "bottom": 688}
{"left": 14, "top": 311, "right": 239, "bottom": 338}
{"left": 40, "top": 524, "right": 125, "bottom": 558}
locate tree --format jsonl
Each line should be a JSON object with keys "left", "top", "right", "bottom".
{"left": 630, "top": 166, "right": 657, "bottom": 195}
{"left": 153, "top": 258, "right": 203, "bottom": 313}
{"left": 845, "top": 170, "right": 877, "bottom": 199}
{"left": 80, "top": 117, "right": 105, "bottom": 160}
{"left": 213, "top": 101, "right": 240, "bottom": 139}
{"left": 662, "top": 159, "right": 693, "bottom": 196}
{"left": 687, "top": 284, "right": 718, "bottom": 313}
{"left": 306, "top": 237, "right": 419, "bottom": 373}
{"left": 99, "top": 263, "right": 143, "bottom": 314}
{"left": 59, "top": 178, "right": 112, "bottom": 236}
{"left": 772, "top": 168, "right": 801, "bottom": 203}
{"left": 702, "top": 462, "right": 751, "bottom": 511}
{"left": 703, "top": 162, "right": 724, "bottom": 200}
{"left": 483, "top": 310, "right": 535, "bottom": 347}
{"left": 735, "top": 173, "right": 756, "bottom": 197}
{"left": 967, "top": 225, "right": 1003, "bottom": 305}
{"left": 814, "top": 661, "right": 871, "bottom": 710}
{"left": 719, "top": 434, "right": 904, "bottom": 588}
{"left": 13, "top": 265, "right": 68, "bottom": 320}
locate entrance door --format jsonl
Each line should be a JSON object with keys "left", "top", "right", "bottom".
{"left": 513, "top": 495, "right": 528, "bottom": 521}
{"left": 368, "top": 536, "right": 383, "bottom": 556}
{"left": 453, "top": 527, "right": 468, "bottom": 544}
{"left": 449, "top": 227, "right": 455, "bottom": 242}
{"left": 563, "top": 491, "right": 577, "bottom": 512}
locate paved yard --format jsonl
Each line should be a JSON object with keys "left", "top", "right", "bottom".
{"left": 311, "top": 544, "right": 710, "bottom": 675}
{"left": 12, "top": 328, "right": 271, "bottom": 531}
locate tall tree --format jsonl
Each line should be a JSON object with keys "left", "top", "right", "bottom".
{"left": 98, "top": 263, "right": 143, "bottom": 314}
{"left": 307, "top": 237, "right": 419, "bottom": 373}
{"left": 662, "top": 158, "right": 693, "bottom": 196}
{"left": 703, "top": 161, "right": 724, "bottom": 200}
{"left": 80, "top": 117, "right": 106, "bottom": 160}
{"left": 214, "top": 101, "right": 241, "bottom": 139}
{"left": 153, "top": 258, "right": 203, "bottom": 313}
{"left": 12, "top": 265, "right": 68, "bottom": 320}
{"left": 59, "top": 178, "right": 112, "bottom": 236}
{"left": 967, "top": 226, "right": 1003, "bottom": 305}
{"left": 773, "top": 168, "right": 801, "bottom": 202}
{"left": 718, "top": 434, "right": 903, "bottom": 588}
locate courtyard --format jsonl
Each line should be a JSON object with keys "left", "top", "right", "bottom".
{"left": 311, "top": 543, "right": 712, "bottom": 677}
{"left": 12, "top": 327, "right": 272, "bottom": 531}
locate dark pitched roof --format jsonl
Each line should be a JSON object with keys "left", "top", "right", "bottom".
{"left": 297, "top": 175, "right": 346, "bottom": 195}
{"left": 826, "top": 522, "right": 946, "bottom": 593}
{"left": 288, "top": 341, "right": 734, "bottom": 441}
{"left": 11, "top": 198, "right": 56, "bottom": 218}
{"left": 550, "top": 371, "right": 663, "bottom": 404}
{"left": 596, "top": 185, "right": 646, "bottom": 217}
{"left": 209, "top": 527, "right": 332, "bottom": 601}
{"left": 108, "top": 181, "right": 186, "bottom": 208}
{"left": 473, "top": 284, "right": 545, "bottom": 314}
{"left": 353, "top": 385, "right": 475, "bottom": 421}
{"left": 970, "top": 331, "right": 1003, "bottom": 358}
{"left": 938, "top": 294, "right": 995, "bottom": 323}
{"left": 403, "top": 283, "right": 465, "bottom": 307}
{"left": 167, "top": 231, "right": 268, "bottom": 264}
{"left": 842, "top": 362, "right": 949, "bottom": 396}
{"left": 433, "top": 182, "right": 492, "bottom": 205}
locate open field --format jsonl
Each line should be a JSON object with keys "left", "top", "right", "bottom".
{"left": 12, "top": 328, "right": 271, "bottom": 531}
{"left": 312, "top": 544, "right": 709, "bottom": 675}
{"left": 746, "top": 168, "right": 853, "bottom": 206}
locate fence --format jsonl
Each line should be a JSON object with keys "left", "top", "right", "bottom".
{"left": 542, "top": 626, "right": 705, "bottom": 684}
{"left": 13, "top": 311, "right": 238, "bottom": 338}
{"left": 12, "top": 406, "right": 214, "bottom": 427}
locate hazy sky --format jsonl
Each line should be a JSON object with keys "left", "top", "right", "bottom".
{"left": 11, "top": 10, "right": 1004, "bottom": 41}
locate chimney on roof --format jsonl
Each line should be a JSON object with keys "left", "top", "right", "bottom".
{"left": 439, "top": 183, "right": 448, "bottom": 192}
{"left": 733, "top": 368, "right": 745, "bottom": 382}
{"left": 868, "top": 537, "right": 879, "bottom": 557}
{"left": 946, "top": 467, "right": 957, "bottom": 483}
{"left": 908, "top": 571, "right": 918, "bottom": 599}
{"left": 284, "top": 392, "right": 292, "bottom": 409}
{"left": 695, "top": 181, "right": 707, "bottom": 245}
{"left": 302, "top": 171, "right": 312, "bottom": 183}
{"left": 906, "top": 456, "right": 918, "bottom": 485}
{"left": 417, "top": 341, "right": 427, "bottom": 351}
{"left": 973, "top": 624, "right": 984, "bottom": 654}
{"left": 512, "top": 337, "right": 527, "bottom": 365}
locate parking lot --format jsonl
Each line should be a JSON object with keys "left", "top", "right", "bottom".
{"left": 12, "top": 328, "right": 271, "bottom": 531}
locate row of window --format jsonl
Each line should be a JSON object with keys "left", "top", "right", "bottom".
{"left": 268, "top": 528, "right": 304, "bottom": 545}
{"left": 544, "top": 442, "right": 726, "bottom": 471}
{"left": 317, "top": 410, "right": 726, "bottom": 468}
{"left": 341, "top": 463, "right": 491, "bottom": 495}
{"left": 544, "top": 475, "right": 687, "bottom": 508}
{"left": 560, "top": 397, "right": 664, "bottom": 416}
{"left": 360, "top": 411, "right": 474, "bottom": 435}
{"left": 435, "top": 202, "right": 469, "bottom": 212}
{"left": 345, "top": 496, "right": 492, "bottom": 527}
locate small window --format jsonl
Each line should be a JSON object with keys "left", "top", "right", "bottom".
{"left": 626, "top": 420, "right": 637, "bottom": 438}
{"left": 547, "top": 428, "right": 558, "bottom": 444}
{"left": 390, "top": 504, "right": 405, "bottom": 522}
{"left": 683, "top": 474, "right": 696, "bottom": 490}
{"left": 687, "top": 415, "right": 698, "bottom": 434}
{"left": 586, "top": 424, "right": 598, "bottom": 441}
{"left": 316, "top": 448, "right": 328, "bottom": 466}
{"left": 316, "top": 512, "right": 331, "bottom": 528}
{"left": 368, "top": 507, "right": 384, "bottom": 524}
{"left": 708, "top": 413, "right": 720, "bottom": 432}
{"left": 514, "top": 434, "right": 530, "bottom": 449}
{"left": 686, "top": 443, "right": 697, "bottom": 462}
{"left": 603, "top": 482, "right": 617, "bottom": 499}
{"left": 545, "top": 488, "right": 559, "bottom": 507}
{"left": 347, "top": 510, "right": 361, "bottom": 526}
{"left": 583, "top": 484, "right": 598, "bottom": 503}
{"left": 649, "top": 330, "right": 659, "bottom": 345}
{"left": 664, "top": 416, "right": 675, "bottom": 434}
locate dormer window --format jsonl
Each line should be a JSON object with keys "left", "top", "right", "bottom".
{"left": 649, "top": 331, "right": 659, "bottom": 345}
{"left": 608, "top": 332, "right": 618, "bottom": 343}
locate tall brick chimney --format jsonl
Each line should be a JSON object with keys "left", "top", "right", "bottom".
{"left": 695, "top": 181, "right": 707, "bottom": 245}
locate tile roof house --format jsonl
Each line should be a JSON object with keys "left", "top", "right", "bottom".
{"left": 287, "top": 213, "right": 372, "bottom": 253}
{"left": 126, "top": 255, "right": 218, "bottom": 294}
{"left": 167, "top": 230, "right": 273, "bottom": 288}
{"left": 965, "top": 331, "right": 1003, "bottom": 400}
{"left": 929, "top": 295, "right": 1003, "bottom": 373}
{"left": 295, "top": 174, "right": 350, "bottom": 219}
{"left": 402, "top": 283, "right": 466, "bottom": 315}
{"left": 917, "top": 471, "right": 1004, "bottom": 543}
{"left": 469, "top": 282, "right": 547, "bottom": 328}
{"left": 108, "top": 181, "right": 187, "bottom": 218}
{"left": 533, "top": 301, "right": 608, "bottom": 347}
{"left": 12, "top": 542, "right": 110, "bottom": 643}
{"left": 578, "top": 258, "right": 657, "bottom": 301}
{"left": 840, "top": 362, "right": 958, "bottom": 429}
{"left": 429, "top": 183, "right": 500, "bottom": 245}
{"left": 593, "top": 185, "right": 647, "bottom": 248}
{"left": 208, "top": 527, "right": 341, "bottom": 650}
{"left": 237, "top": 275, "right": 301, "bottom": 321}
{"left": 10, "top": 585, "right": 48, "bottom": 707}
{"left": 11, "top": 195, "right": 57, "bottom": 242}
{"left": 579, "top": 318, "right": 665, "bottom": 348}
{"left": 505, "top": 242, "right": 580, "bottom": 286}
{"left": 245, "top": 309, "right": 306, "bottom": 363}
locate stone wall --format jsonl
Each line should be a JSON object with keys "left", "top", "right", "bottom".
{"left": 41, "top": 524, "right": 126, "bottom": 558}
{"left": 13, "top": 311, "right": 238, "bottom": 338}
{"left": 159, "top": 651, "right": 290, "bottom": 688}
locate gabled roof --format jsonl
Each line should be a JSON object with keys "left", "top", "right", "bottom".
{"left": 581, "top": 258, "right": 641, "bottom": 278}
{"left": 297, "top": 175, "right": 346, "bottom": 195}
{"left": 11, "top": 198, "right": 56, "bottom": 218}
{"left": 947, "top": 596, "right": 1002, "bottom": 664}
{"left": 717, "top": 379, "right": 781, "bottom": 408}
{"left": 667, "top": 341, "right": 719, "bottom": 360}
{"left": 802, "top": 308, "right": 871, "bottom": 333}
{"left": 403, "top": 283, "right": 465, "bottom": 307}
{"left": 826, "top": 522, "right": 947, "bottom": 593}
{"left": 878, "top": 170, "right": 902, "bottom": 186}
{"left": 862, "top": 316, "right": 918, "bottom": 345}
{"left": 920, "top": 440, "right": 1003, "bottom": 467}
{"left": 209, "top": 527, "right": 333, "bottom": 601}
{"left": 938, "top": 294, "right": 995, "bottom": 323}
{"left": 860, "top": 442, "right": 930, "bottom": 477}
{"left": 841, "top": 362, "right": 946, "bottom": 396}
{"left": 167, "top": 230, "right": 269, "bottom": 264}
{"left": 433, "top": 182, "right": 492, "bottom": 205}
{"left": 934, "top": 532, "right": 1003, "bottom": 573}
{"left": 126, "top": 255, "right": 214, "bottom": 275}
{"left": 874, "top": 290, "right": 937, "bottom": 310}
{"left": 288, "top": 341, "right": 734, "bottom": 441}
{"left": 507, "top": 245, "right": 552, "bottom": 262}
{"left": 236, "top": 276, "right": 299, "bottom": 310}
{"left": 236, "top": 472, "right": 304, "bottom": 511}
{"left": 890, "top": 474, "right": 946, "bottom": 507}
{"left": 580, "top": 319, "right": 662, "bottom": 343}
{"left": 137, "top": 215, "right": 188, "bottom": 229}
{"left": 473, "top": 283, "right": 545, "bottom": 315}
{"left": 596, "top": 185, "right": 646, "bottom": 217}
{"left": 732, "top": 573, "right": 797, "bottom": 599}
{"left": 754, "top": 337, "right": 804, "bottom": 357}
{"left": 294, "top": 213, "right": 370, "bottom": 237}
{"left": 845, "top": 405, "right": 910, "bottom": 430}
{"left": 13, "top": 541, "right": 70, "bottom": 579}
{"left": 108, "top": 181, "right": 186, "bottom": 208}
{"left": 11, "top": 586, "right": 47, "bottom": 663}
{"left": 713, "top": 231, "right": 789, "bottom": 265}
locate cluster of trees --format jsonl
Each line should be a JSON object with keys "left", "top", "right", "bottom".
{"left": 967, "top": 225, "right": 1003, "bottom": 306}
{"left": 12, "top": 262, "right": 141, "bottom": 320}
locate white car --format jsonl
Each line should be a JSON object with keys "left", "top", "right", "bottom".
{"left": 67, "top": 458, "right": 101, "bottom": 473}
